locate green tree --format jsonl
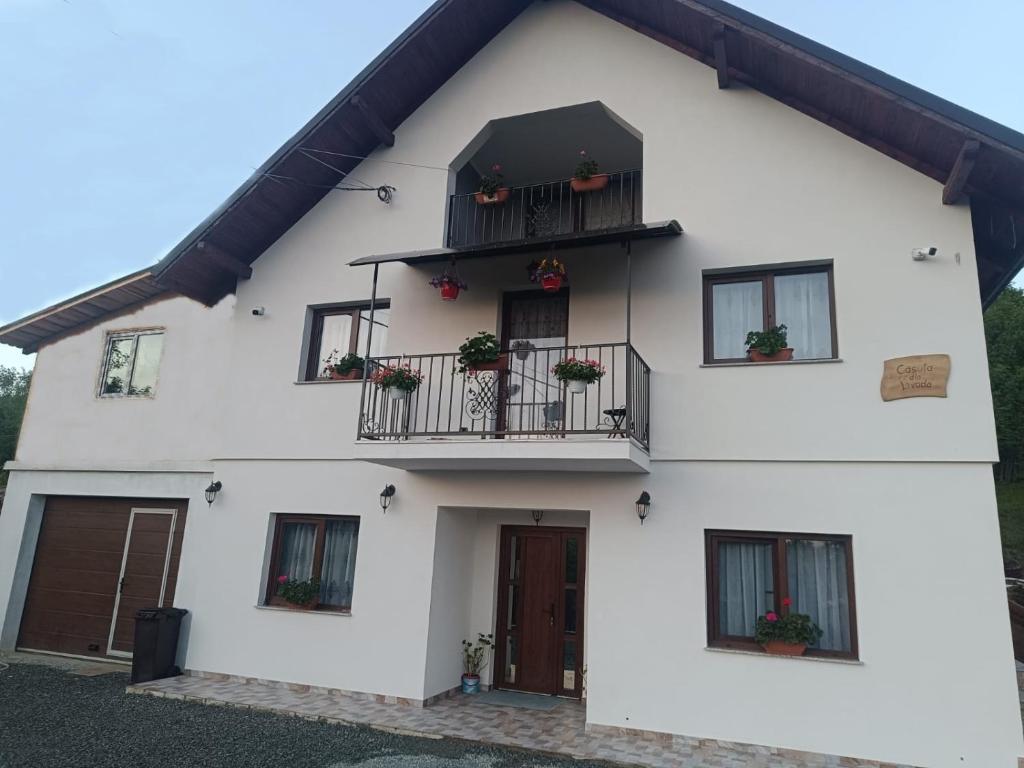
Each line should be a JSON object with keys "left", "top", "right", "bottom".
{"left": 0, "top": 365, "right": 32, "bottom": 487}
{"left": 985, "top": 286, "right": 1024, "bottom": 481}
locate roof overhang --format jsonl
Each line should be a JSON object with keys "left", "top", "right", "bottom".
{"left": 0, "top": 270, "right": 170, "bottom": 353}
{"left": 348, "top": 220, "right": 682, "bottom": 266}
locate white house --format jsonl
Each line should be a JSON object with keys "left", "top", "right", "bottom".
{"left": 2, "top": 1, "right": 1024, "bottom": 765}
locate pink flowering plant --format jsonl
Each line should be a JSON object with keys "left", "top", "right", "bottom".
{"left": 551, "top": 357, "right": 606, "bottom": 384}
{"left": 371, "top": 363, "right": 424, "bottom": 393}
{"left": 276, "top": 574, "right": 320, "bottom": 606}
{"left": 478, "top": 164, "right": 505, "bottom": 196}
{"left": 753, "top": 598, "right": 823, "bottom": 647}
{"left": 574, "top": 149, "right": 600, "bottom": 181}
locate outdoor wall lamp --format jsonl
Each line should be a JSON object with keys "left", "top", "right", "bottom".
{"left": 635, "top": 491, "right": 651, "bottom": 525}
{"left": 205, "top": 481, "right": 222, "bottom": 507}
{"left": 380, "top": 484, "right": 396, "bottom": 513}
{"left": 531, "top": 509, "right": 544, "bottom": 526}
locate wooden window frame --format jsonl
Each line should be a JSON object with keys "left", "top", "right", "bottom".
{"left": 702, "top": 264, "right": 837, "bottom": 364}
{"left": 97, "top": 328, "right": 165, "bottom": 398}
{"left": 265, "top": 514, "right": 360, "bottom": 612}
{"left": 705, "top": 529, "right": 858, "bottom": 660}
{"left": 304, "top": 301, "right": 390, "bottom": 381}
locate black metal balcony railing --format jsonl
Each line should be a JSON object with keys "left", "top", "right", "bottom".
{"left": 446, "top": 169, "right": 642, "bottom": 249}
{"left": 358, "top": 342, "right": 651, "bottom": 451}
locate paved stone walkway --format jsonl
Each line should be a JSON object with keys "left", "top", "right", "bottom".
{"left": 129, "top": 673, "right": 911, "bottom": 767}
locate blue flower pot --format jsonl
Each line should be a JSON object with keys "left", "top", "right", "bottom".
{"left": 461, "top": 675, "right": 480, "bottom": 694}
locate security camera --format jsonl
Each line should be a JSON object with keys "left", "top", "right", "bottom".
{"left": 911, "top": 247, "right": 938, "bottom": 261}
{"left": 251, "top": 306, "right": 266, "bottom": 316}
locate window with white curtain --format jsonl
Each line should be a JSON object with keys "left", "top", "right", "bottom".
{"left": 267, "top": 515, "right": 360, "bottom": 611}
{"left": 305, "top": 302, "right": 390, "bottom": 380}
{"left": 706, "top": 530, "right": 857, "bottom": 658}
{"left": 703, "top": 264, "right": 836, "bottom": 363}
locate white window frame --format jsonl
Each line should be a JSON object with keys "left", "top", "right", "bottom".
{"left": 98, "top": 328, "right": 165, "bottom": 399}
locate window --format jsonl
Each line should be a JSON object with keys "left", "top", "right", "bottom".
{"left": 266, "top": 515, "right": 360, "bottom": 611}
{"left": 705, "top": 530, "right": 857, "bottom": 658}
{"left": 703, "top": 264, "right": 836, "bottom": 363}
{"left": 99, "top": 330, "right": 164, "bottom": 397}
{"left": 305, "top": 302, "right": 390, "bottom": 380}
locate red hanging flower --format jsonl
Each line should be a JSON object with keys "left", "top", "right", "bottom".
{"left": 782, "top": 597, "right": 793, "bottom": 608}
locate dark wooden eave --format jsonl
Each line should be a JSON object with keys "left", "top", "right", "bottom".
{"left": 144, "top": 0, "right": 1024, "bottom": 308}
{"left": 0, "top": 270, "right": 170, "bottom": 353}
{"left": 349, "top": 220, "right": 683, "bottom": 266}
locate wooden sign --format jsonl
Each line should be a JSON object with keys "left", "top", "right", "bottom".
{"left": 880, "top": 355, "right": 950, "bottom": 401}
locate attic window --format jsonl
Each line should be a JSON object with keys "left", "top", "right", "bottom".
{"left": 98, "top": 330, "right": 164, "bottom": 398}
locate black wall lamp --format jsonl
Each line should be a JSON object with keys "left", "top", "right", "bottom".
{"left": 205, "top": 481, "right": 222, "bottom": 507}
{"left": 380, "top": 484, "right": 396, "bottom": 513}
{"left": 635, "top": 491, "right": 651, "bottom": 525}
{"left": 531, "top": 509, "right": 544, "bottom": 526}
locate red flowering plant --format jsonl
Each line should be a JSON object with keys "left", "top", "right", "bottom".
{"left": 753, "top": 597, "right": 823, "bottom": 647}
{"left": 551, "top": 357, "right": 606, "bottom": 384}
{"left": 276, "top": 574, "right": 320, "bottom": 606}
{"left": 574, "top": 150, "right": 600, "bottom": 181}
{"left": 478, "top": 164, "right": 505, "bottom": 197}
{"left": 371, "top": 363, "right": 424, "bottom": 393}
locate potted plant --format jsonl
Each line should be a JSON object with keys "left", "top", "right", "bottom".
{"left": 532, "top": 257, "right": 567, "bottom": 293}
{"left": 745, "top": 324, "right": 794, "bottom": 362}
{"left": 430, "top": 273, "right": 468, "bottom": 302}
{"left": 474, "top": 164, "right": 510, "bottom": 205}
{"left": 570, "top": 150, "right": 609, "bottom": 193}
{"left": 457, "top": 331, "right": 506, "bottom": 374}
{"left": 275, "top": 574, "right": 320, "bottom": 610}
{"left": 552, "top": 357, "right": 606, "bottom": 394}
{"left": 461, "top": 633, "right": 494, "bottom": 694}
{"left": 754, "top": 598, "right": 823, "bottom": 656}
{"left": 371, "top": 363, "right": 423, "bottom": 401}
{"left": 511, "top": 339, "right": 535, "bottom": 361}
{"left": 323, "top": 351, "right": 365, "bottom": 381}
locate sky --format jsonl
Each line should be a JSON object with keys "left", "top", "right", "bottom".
{"left": 1, "top": 0, "right": 1023, "bottom": 371}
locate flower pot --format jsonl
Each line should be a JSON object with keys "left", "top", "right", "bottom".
{"left": 566, "top": 378, "right": 588, "bottom": 395}
{"left": 331, "top": 368, "right": 363, "bottom": 381}
{"left": 761, "top": 640, "right": 807, "bottom": 656}
{"left": 387, "top": 387, "right": 409, "bottom": 401}
{"left": 747, "top": 348, "right": 794, "bottom": 363}
{"left": 468, "top": 354, "right": 508, "bottom": 374}
{"left": 513, "top": 346, "right": 532, "bottom": 361}
{"left": 438, "top": 282, "right": 461, "bottom": 301}
{"left": 280, "top": 597, "right": 320, "bottom": 611}
{"left": 541, "top": 274, "right": 563, "bottom": 293}
{"left": 570, "top": 174, "right": 609, "bottom": 193}
{"left": 461, "top": 674, "right": 481, "bottom": 694}
{"left": 474, "top": 188, "right": 510, "bottom": 205}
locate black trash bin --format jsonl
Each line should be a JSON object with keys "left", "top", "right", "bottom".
{"left": 130, "top": 607, "right": 187, "bottom": 684}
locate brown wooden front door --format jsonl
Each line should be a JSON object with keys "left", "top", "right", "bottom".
{"left": 18, "top": 496, "right": 187, "bottom": 658}
{"left": 494, "top": 525, "right": 585, "bottom": 697}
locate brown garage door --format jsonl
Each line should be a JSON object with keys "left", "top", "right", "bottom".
{"left": 18, "top": 496, "right": 188, "bottom": 658}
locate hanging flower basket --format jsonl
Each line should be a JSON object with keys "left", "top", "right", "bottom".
{"left": 552, "top": 358, "right": 606, "bottom": 394}
{"left": 430, "top": 262, "right": 468, "bottom": 302}
{"left": 530, "top": 257, "right": 567, "bottom": 294}
{"left": 541, "top": 274, "right": 562, "bottom": 292}
{"left": 372, "top": 364, "right": 423, "bottom": 401}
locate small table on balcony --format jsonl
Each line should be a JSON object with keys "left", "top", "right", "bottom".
{"left": 603, "top": 408, "right": 627, "bottom": 438}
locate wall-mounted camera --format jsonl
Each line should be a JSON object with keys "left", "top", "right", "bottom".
{"left": 251, "top": 306, "right": 266, "bottom": 316}
{"left": 911, "top": 247, "right": 938, "bottom": 261}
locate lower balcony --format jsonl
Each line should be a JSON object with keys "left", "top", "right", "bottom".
{"left": 354, "top": 342, "right": 651, "bottom": 473}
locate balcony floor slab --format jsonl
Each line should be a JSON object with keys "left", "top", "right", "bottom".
{"left": 353, "top": 437, "right": 650, "bottom": 473}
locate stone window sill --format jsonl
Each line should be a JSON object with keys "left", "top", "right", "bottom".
{"left": 700, "top": 358, "right": 844, "bottom": 369}
{"left": 704, "top": 646, "right": 862, "bottom": 665}
{"left": 255, "top": 604, "right": 352, "bottom": 617}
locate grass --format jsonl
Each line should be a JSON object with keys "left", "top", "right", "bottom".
{"left": 996, "top": 482, "right": 1024, "bottom": 565}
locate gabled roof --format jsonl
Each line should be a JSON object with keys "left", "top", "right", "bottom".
{"left": 148, "top": 0, "right": 1024, "bottom": 309}
{"left": 5, "top": 0, "right": 1024, "bottom": 352}
{"left": 0, "top": 270, "right": 168, "bottom": 353}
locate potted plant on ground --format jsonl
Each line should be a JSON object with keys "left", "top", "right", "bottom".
{"left": 552, "top": 357, "right": 606, "bottom": 394}
{"left": 461, "top": 633, "right": 494, "bottom": 694}
{"left": 323, "top": 351, "right": 365, "bottom": 381}
{"left": 474, "top": 164, "right": 510, "bottom": 205}
{"left": 457, "top": 331, "right": 506, "bottom": 374}
{"left": 570, "top": 150, "right": 609, "bottom": 193}
{"left": 745, "top": 324, "right": 794, "bottom": 362}
{"left": 371, "top": 363, "right": 423, "bottom": 401}
{"left": 276, "top": 574, "right": 320, "bottom": 610}
{"left": 754, "top": 598, "right": 823, "bottom": 656}
{"left": 532, "top": 257, "right": 567, "bottom": 293}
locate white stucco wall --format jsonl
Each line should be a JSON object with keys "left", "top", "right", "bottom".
{"left": 0, "top": 1, "right": 1017, "bottom": 765}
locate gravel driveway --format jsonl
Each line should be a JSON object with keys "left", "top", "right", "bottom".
{"left": 0, "top": 660, "right": 610, "bottom": 768}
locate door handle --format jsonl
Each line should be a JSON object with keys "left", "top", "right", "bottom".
{"left": 549, "top": 602, "right": 555, "bottom": 627}
{"left": 119, "top": 577, "right": 125, "bottom": 594}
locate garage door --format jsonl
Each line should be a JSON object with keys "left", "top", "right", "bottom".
{"left": 18, "top": 496, "right": 188, "bottom": 658}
